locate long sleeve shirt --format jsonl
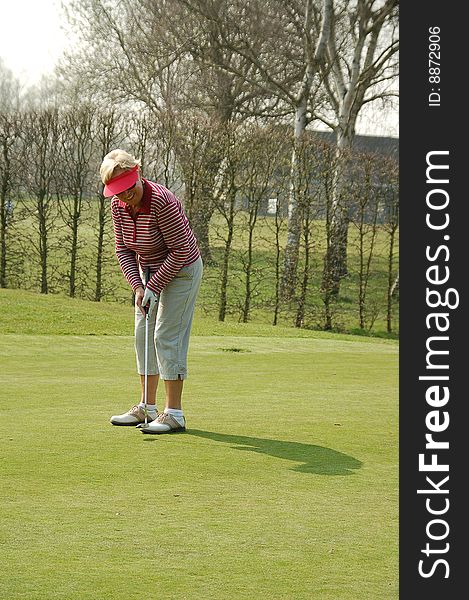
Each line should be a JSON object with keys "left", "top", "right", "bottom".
{"left": 110, "top": 179, "right": 200, "bottom": 294}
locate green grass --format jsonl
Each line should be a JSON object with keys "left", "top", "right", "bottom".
{"left": 0, "top": 288, "right": 395, "bottom": 343}
{"left": 0, "top": 290, "right": 398, "bottom": 599}
{"left": 4, "top": 207, "right": 399, "bottom": 337}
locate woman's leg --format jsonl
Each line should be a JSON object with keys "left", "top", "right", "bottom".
{"left": 135, "top": 300, "right": 160, "bottom": 413}
{"left": 154, "top": 258, "right": 203, "bottom": 387}
{"left": 140, "top": 258, "right": 203, "bottom": 433}
{"left": 164, "top": 377, "right": 184, "bottom": 410}
{"left": 110, "top": 293, "right": 161, "bottom": 426}
{"left": 140, "top": 374, "right": 159, "bottom": 406}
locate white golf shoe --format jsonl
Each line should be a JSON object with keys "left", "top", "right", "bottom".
{"left": 140, "top": 412, "right": 186, "bottom": 434}
{"left": 110, "top": 405, "right": 157, "bottom": 426}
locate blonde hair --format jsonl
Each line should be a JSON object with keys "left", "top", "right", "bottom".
{"left": 100, "top": 149, "right": 141, "bottom": 184}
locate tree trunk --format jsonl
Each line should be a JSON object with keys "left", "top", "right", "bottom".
{"left": 322, "top": 130, "right": 352, "bottom": 296}
{"left": 272, "top": 203, "right": 282, "bottom": 326}
{"left": 0, "top": 203, "right": 7, "bottom": 289}
{"left": 218, "top": 190, "right": 236, "bottom": 322}
{"left": 355, "top": 165, "right": 380, "bottom": 331}
{"left": 95, "top": 193, "right": 106, "bottom": 302}
{"left": 390, "top": 270, "right": 399, "bottom": 297}
{"left": 0, "top": 136, "right": 12, "bottom": 288}
{"left": 0, "top": 198, "right": 6, "bottom": 288}
{"left": 358, "top": 211, "right": 366, "bottom": 329}
{"left": 388, "top": 262, "right": 398, "bottom": 333}
{"left": 189, "top": 203, "right": 213, "bottom": 265}
{"left": 281, "top": 101, "right": 307, "bottom": 299}
{"left": 242, "top": 224, "right": 254, "bottom": 323}
{"left": 69, "top": 197, "right": 81, "bottom": 298}
{"left": 0, "top": 172, "right": 8, "bottom": 289}
{"left": 94, "top": 111, "right": 120, "bottom": 302}
{"left": 38, "top": 195, "right": 48, "bottom": 294}
{"left": 218, "top": 226, "right": 233, "bottom": 322}
{"left": 295, "top": 220, "right": 310, "bottom": 328}
{"left": 323, "top": 289, "right": 333, "bottom": 330}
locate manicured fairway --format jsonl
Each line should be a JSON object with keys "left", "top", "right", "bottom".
{"left": 0, "top": 330, "right": 398, "bottom": 599}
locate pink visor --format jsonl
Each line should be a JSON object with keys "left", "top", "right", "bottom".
{"left": 104, "top": 165, "right": 139, "bottom": 197}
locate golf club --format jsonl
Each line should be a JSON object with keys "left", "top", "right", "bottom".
{"left": 136, "top": 266, "right": 150, "bottom": 428}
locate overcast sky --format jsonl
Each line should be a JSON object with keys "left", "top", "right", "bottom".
{"left": 0, "top": 0, "right": 69, "bottom": 85}
{"left": 0, "top": 0, "right": 397, "bottom": 137}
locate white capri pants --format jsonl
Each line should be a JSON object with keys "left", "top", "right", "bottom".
{"left": 134, "top": 257, "right": 203, "bottom": 380}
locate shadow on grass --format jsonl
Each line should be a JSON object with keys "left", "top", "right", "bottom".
{"left": 185, "top": 429, "right": 362, "bottom": 475}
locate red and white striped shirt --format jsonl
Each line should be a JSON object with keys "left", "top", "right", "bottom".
{"left": 111, "top": 179, "right": 200, "bottom": 294}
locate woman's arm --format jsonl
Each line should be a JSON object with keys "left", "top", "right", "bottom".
{"left": 111, "top": 201, "right": 143, "bottom": 291}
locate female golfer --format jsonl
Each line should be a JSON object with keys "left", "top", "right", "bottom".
{"left": 100, "top": 149, "right": 203, "bottom": 434}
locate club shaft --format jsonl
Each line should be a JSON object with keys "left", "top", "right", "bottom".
{"left": 143, "top": 265, "right": 151, "bottom": 426}
{"left": 144, "top": 313, "right": 149, "bottom": 424}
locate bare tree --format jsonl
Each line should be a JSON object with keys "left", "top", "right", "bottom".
{"left": 63, "top": 0, "right": 180, "bottom": 111}
{"left": 318, "top": 139, "right": 337, "bottom": 330}
{"left": 177, "top": 0, "right": 333, "bottom": 300}
{"left": 294, "top": 135, "right": 327, "bottom": 328}
{"left": 383, "top": 157, "right": 399, "bottom": 333}
{"left": 0, "top": 62, "right": 22, "bottom": 288}
{"left": 318, "top": 0, "right": 399, "bottom": 295}
{"left": 263, "top": 190, "right": 289, "bottom": 327}
{"left": 93, "top": 109, "right": 125, "bottom": 301}
{"left": 63, "top": 0, "right": 254, "bottom": 262}
{"left": 209, "top": 125, "right": 244, "bottom": 321}
{"left": 125, "top": 109, "right": 180, "bottom": 191}
{"left": 0, "top": 112, "right": 22, "bottom": 288}
{"left": 173, "top": 115, "right": 226, "bottom": 263}
{"left": 348, "top": 151, "right": 382, "bottom": 330}
{"left": 236, "top": 124, "right": 285, "bottom": 322}
{"left": 57, "top": 106, "right": 94, "bottom": 297}
{"left": 21, "top": 110, "right": 61, "bottom": 294}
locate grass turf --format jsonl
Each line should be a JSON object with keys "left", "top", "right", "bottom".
{"left": 0, "top": 288, "right": 395, "bottom": 342}
{"left": 0, "top": 292, "right": 398, "bottom": 599}
{"left": 5, "top": 208, "right": 399, "bottom": 336}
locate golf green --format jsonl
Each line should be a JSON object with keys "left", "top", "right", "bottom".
{"left": 0, "top": 333, "right": 398, "bottom": 599}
